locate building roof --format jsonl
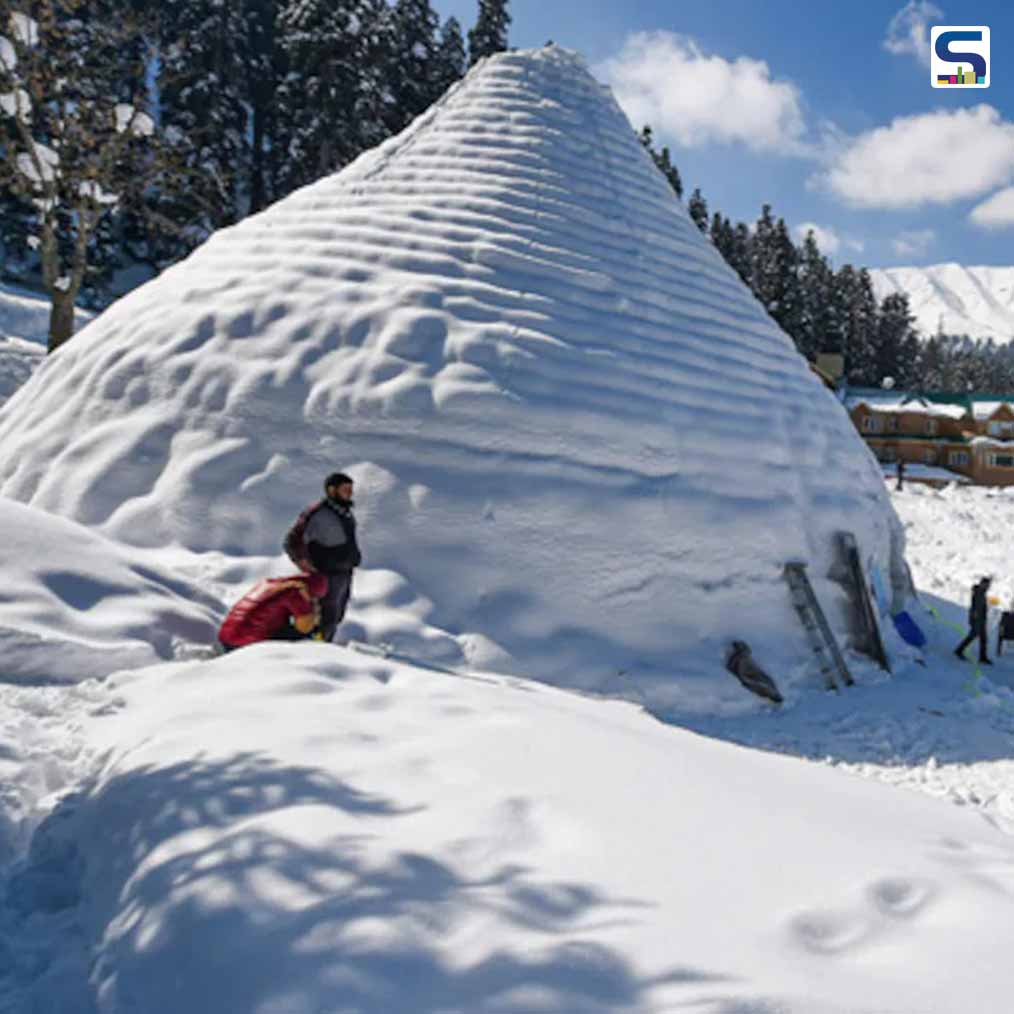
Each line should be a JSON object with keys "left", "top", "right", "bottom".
{"left": 845, "top": 394, "right": 968, "bottom": 420}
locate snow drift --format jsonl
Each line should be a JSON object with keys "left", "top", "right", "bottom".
{"left": 0, "top": 46, "right": 905, "bottom": 709}
{"left": 34, "top": 646, "right": 1014, "bottom": 1014}
{"left": 0, "top": 499, "right": 220, "bottom": 682}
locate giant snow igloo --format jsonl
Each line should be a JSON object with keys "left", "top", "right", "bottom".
{"left": 0, "top": 46, "right": 908, "bottom": 712}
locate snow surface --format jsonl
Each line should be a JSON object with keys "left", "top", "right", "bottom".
{"left": 7, "top": 48, "right": 1014, "bottom": 1012}
{"left": 0, "top": 498, "right": 221, "bottom": 682}
{"left": 0, "top": 47, "right": 905, "bottom": 709}
{"left": 884, "top": 462, "right": 970, "bottom": 484}
{"left": 0, "top": 282, "right": 93, "bottom": 407}
{"left": 2, "top": 484, "right": 1014, "bottom": 1012}
{"left": 870, "top": 263, "right": 1014, "bottom": 343}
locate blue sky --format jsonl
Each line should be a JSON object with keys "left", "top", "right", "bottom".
{"left": 432, "top": 1, "right": 1014, "bottom": 269}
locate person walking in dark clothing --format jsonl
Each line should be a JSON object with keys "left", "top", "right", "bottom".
{"left": 284, "top": 472, "right": 361, "bottom": 641}
{"left": 895, "top": 459, "right": 905, "bottom": 491}
{"left": 955, "top": 576, "right": 993, "bottom": 664}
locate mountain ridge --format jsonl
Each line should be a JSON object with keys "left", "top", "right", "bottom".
{"left": 869, "top": 263, "right": 1014, "bottom": 343}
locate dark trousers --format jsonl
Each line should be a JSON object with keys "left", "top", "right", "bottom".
{"left": 956, "top": 623, "right": 988, "bottom": 661}
{"left": 321, "top": 570, "right": 354, "bottom": 641}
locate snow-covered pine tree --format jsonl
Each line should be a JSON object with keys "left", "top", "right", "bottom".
{"left": 157, "top": 0, "right": 253, "bottom": 232}
{"left": 873, "top": 292, "right": 920, "bottom": 388}
{"left": 835, "top": 265, "right": 879, "bottom": 385}
{"left": 467, "top": 0, "right": 510, "bottom": 66}
{"left": 638, "top": 125, "right": 682, "bottom": 200}
{"left": 795, "top": 230, "right": 835, "bottom": 361}
{"left": 729, "top": 221, "right": 752, "bottom": 286}
{"left": 386, "top": 0, "right": 440, "bottom": 132}
{"left": 748, "top": 205, "right": 801, "bottom": 340}
{"left": 687, "top": 188, "right": 708, "bottom": 232}
{"left": 0, "top": 0, "right": 163, "bottom": 350}
{"left": 273, "top": 0, "right": 392, "bottom": 196}
{"left": 432, "top": 16, "right": 466, "bottom": 99}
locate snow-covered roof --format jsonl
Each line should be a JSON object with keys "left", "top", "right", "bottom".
{"left": 846, "top": 395, "right": 968, "bottom": 420}
{"left": 0, "top": 46, "right": 906, "bottom": 711}
{"left": 968, "top": 435, "right": 1014, "bottom": 447}
{"left": 971, "top": 400, "right": 1014, "bottom": 420}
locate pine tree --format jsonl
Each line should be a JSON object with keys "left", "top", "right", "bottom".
{"left": 687, "top": 188, "right": 708, "bottom": 232}
{"left": 873, "top": 292, "right": 919, "bottom": 388}
{"left": 835, "top": 265, "right": 879, "bottom": 384}
{"left": 795, "top": 230, "right": 835, "bottom": 361}
{"left": 432, "top": 16, "right": 466, "bottom": 98}
{"left": 467, "top": 0, "right": 510, "bottom": 66}
{"left": 748, "top": 205, "right": 800, "bottom": 338}
{"left": 273, "top": 0, "right": 392, "bottom": 196}
{"left": 709, "top": 212, "right": 733, "bottom": 262}
{"left": 163, "top": 0, "right": 254, "bottom": 216}
{"left": 638, "top": 126, "right": 682, "bottom": 199}
{"left": 387, "top": 0, "right": 441, "bottom": 133}
{"left": 728, "top": 221, "right": 752, "bottom": 285}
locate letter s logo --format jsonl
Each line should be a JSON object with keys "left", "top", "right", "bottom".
{"left": 935, "top": 30, "right": 987, "bottom": 77}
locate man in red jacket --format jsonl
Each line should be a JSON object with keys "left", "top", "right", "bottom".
{"left": 219, "top": 572, "right": 329, "bottom": 651}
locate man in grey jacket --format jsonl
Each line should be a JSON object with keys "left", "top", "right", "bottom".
{"left": 284, "top": 472, "right": 361, "bottom": 641}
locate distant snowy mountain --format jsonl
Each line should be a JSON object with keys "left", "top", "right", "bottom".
{"left": 869, "top": 264, "right": 1014, "bottom": 343}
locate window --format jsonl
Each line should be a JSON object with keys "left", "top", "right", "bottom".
{"left": 876, "top": 446, "right": 897, "bottom": 463}
{"left": 949, "top": 451, "right": 969, "bottom": 467}
{"left": 988, "top": 420, "right": 1014, "bottom": 437}
{"left": 987, "top": 454, "right": 1014, "bottom": 468}
{"left": 886, "top": 416, "right": 898, "bottom": 432}
{"left": 927, "top": 419, "right": 938, "bottom": 435}
{"left": 861, "top": 415, "right": 882, "bottom": 433}
{"left": 924, "top": 449, "right": 936, "bottom": 464}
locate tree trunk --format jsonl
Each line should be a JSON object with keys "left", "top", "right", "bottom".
{"left": 250, "top": 103, "right": 266, "bottom": 213}
{"left": 47, "top": 289, "right": 76, "bottom": 354}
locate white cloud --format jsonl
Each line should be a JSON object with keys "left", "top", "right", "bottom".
{"left": 969, "top": 187, "right": 1014, "bottom": 229}
{"left": 793, "top": 222, "right": 841, "bottom": 255}
{"left": 819, "top": 105, "right": 1014, "bottom": 208}
{"left": 892, "top": 229, "right": 936, "bottom": 256}
{"left": 596, "top": 31, "right": 808, "bottom": 154}
{"left": 792, "top": 223, "right": 865, "bottom": 259}
{"left": 883, "top": 1, "right": 943, "bottom": 66}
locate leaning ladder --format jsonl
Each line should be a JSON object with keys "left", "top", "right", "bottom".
{"left": 837, "top": 530, "right": 891, "bottom": 673}
{"left": 783, "top": 562, "right": 854, "bottom": 690}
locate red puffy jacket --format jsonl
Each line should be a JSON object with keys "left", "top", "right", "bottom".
{"left": 219, "top": 573, "right": 328, "bottom": 648}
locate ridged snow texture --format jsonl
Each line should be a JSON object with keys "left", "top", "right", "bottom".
{"left": 0, "top": 47, "right": 905, "bottom": 708}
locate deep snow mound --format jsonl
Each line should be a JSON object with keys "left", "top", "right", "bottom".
{"left": 0, "top": 47, "right": 904, "bottom": 708}
{"left": 0, "top": 500, "right": 220, "bottom": 683}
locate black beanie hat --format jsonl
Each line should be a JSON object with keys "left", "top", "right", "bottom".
{"left": 324, "top": 472, "right": 354, "bottom": 491}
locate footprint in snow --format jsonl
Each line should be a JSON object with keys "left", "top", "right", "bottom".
{"left": 790, "top": 875, "right": 937, "bottom": 954}
{"left": 868, "top": 876, "right": 934, "bottom": 918}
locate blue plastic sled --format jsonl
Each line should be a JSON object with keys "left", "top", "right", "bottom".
{"left": 892, "top": 610, "right": 926, "bottom": 648}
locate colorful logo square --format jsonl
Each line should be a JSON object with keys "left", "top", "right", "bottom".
{"left": 931, "top": 26, "right": 990, "bottom": 88}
